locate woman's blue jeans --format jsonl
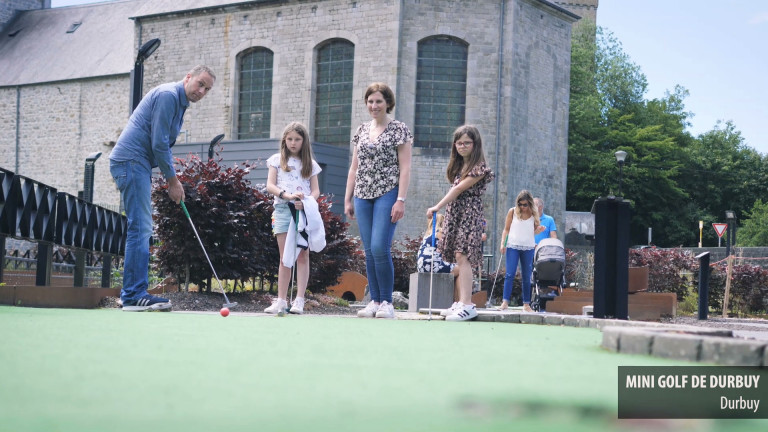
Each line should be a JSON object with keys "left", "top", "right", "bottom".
{"left": 354, "top": 187, "right": 398, "bottom": 303}
{"left": 110, "top": 160, "right": 153, "bottom": 303}
{"left": 502, "top": 247, "right": 535, "bottom": 304}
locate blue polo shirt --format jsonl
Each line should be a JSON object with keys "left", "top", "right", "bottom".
{"left": 110, "top": 81, "right": 188, "bottom": 179}
{"left": 535, "top": 213, "right": 557, "bottom": 244}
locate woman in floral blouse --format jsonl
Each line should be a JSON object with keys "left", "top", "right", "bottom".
{"left": 345, "top": 82, "right": 413, "bottom": 319}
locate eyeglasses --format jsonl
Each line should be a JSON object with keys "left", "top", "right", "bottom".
{"left": 517, "top": 202, "right": 529, "bottom": 208}
{"left": 455, "top": 141, "right": 474, "bottom": 148}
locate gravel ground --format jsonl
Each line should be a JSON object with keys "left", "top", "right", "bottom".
{"left": 661, "top": 315, "right": 768, "bottom": 333}
{"left": 98, "top": 290, "right": 356, "bottom": 315}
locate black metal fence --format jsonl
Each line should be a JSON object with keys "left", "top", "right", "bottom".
{"left": 0, "top": 167, "right": 127, "bottom": 287}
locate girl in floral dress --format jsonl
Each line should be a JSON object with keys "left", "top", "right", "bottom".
{"left": 426, "top": 125, "right": 494, "bottom": 321}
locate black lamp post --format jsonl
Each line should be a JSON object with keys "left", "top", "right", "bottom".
{"left": 615, "top": 150, "right": 627, "bottom": 197}
{"left": 725, "top": 210, "right": 736, "bottom": 257}
{"left": 83, "top": 151, "right": 102, "bottom": 203}
{"left": 208, "top": 134, "right": 225, "bottom": 161}
{"left": 129, "top": 38, "right": 161, "bottom": 113}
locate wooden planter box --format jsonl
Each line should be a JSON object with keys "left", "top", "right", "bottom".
{"left": 628, "top": 266, "right": 649, "bottom": 293}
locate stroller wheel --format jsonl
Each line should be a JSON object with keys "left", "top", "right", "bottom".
{"left": 531, "top": 288, "right": 541, "bottom": 312}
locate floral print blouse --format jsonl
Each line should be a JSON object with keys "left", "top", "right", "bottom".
{"left": 352, "top": 120, "right": 413, "bottom": 199}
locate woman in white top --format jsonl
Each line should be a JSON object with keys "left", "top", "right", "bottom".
{"left": 499, "top": 190, "right": 544, "bottom": 311}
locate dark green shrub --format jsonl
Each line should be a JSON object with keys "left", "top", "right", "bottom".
{"left": 629, "top": 248, "right": 696, "bottom": 301}
{"left": 152, "top": 155, "right": 274, "bottom": 291}
{"left": 707, "top": 263, "right": 768, "bottom": 316}
{"left": 391, "top": 235, "right": 421, "bottom": 295}
{"left": 153, "top": 154, "right": 362, "bottom": 294}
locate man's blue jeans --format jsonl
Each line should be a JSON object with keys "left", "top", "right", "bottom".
{"left": 502, "top": 247, "right": 535, "bottom": 304}
{"left": 354, "top": 187, "right": 398, "bottom": 304}
{"left": 110, "top": 160, "right": 153, "bottom": 303}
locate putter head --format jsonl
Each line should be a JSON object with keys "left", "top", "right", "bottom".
{"left": 223, "top": 302, "right": 237, "bottom": 309}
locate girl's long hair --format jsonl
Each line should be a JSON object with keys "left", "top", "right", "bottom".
{"left": 446, "top": 125, "right": 486, "bottom": 182}
{"left": 280, "top": 122, "right": 314, "bottom": 178}
{"left": 423, "top": 213, "right": 445, "bottom": 238}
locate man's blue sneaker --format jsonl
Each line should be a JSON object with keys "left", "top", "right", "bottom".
{"left": 122, "top": 295, "right": 172, "bottom": 312}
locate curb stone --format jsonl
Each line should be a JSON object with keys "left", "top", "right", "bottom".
{"left": 409, "top": 309, "right": 768, "bottom": 366}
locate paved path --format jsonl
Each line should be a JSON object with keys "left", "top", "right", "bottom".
{"left": 177, "top": 306, "right": 768, "bottom": 366}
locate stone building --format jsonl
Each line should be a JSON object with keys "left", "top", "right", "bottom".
{"left": 0, "top": 0, "right": 597, "bottom": 253}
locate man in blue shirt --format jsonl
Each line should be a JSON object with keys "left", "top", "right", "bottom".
{"left": 534, "top": 197, "right": 558, "bottom": 244}
{"left": 110, "top": 65, "right": 215, "bottom": 311}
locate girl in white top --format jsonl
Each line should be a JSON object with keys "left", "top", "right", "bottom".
{"left": 499, "top": 190, "right": 544, "bottom": 312}
{"left": 264, "top": 122, "right": 322, "bottom": 315}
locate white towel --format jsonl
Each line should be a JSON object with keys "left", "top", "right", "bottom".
{"left": 282, "top": 196, "right": 326, "bottom": 268}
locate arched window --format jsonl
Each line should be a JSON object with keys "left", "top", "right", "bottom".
{"left": 314, "top": 40, "right": 354, "bottom": 146}
{"left": 415, "top": 37, "right": 468, "bottom": 148}
{"left": 237, "top": 48, "right": 273, "bottom": 139}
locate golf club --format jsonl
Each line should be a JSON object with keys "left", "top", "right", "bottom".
{"left": 487, "top": 234, "right": 507, "bottom": 308}
{"left": 284, "top": 203, "right": 301, "bottom": 316}
{"left": 428, "top": 212, "right": 436, "bottom": 320}
{"left": 180, "top": 200, "right": 237, "bottom": 309}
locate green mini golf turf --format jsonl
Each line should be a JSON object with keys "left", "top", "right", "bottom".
{"left": 0, "top": 306, "right": 764, "bottom": 432}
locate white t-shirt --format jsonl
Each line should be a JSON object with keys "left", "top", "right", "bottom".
{"left": 266, "top": 153, "right": 322, "bottom": 205}
{"left": 506, "top": 210, "right": 536, "bottom": 250}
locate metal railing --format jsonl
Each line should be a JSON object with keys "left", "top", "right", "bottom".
{"left": 1, "top": 167, "right": 127, "bottom": 287}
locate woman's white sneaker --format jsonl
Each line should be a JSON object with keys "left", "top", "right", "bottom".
{"left": 375, "top": 301, "right": 395, "bottom": 319}
{"left": 357, "top": 300, "right": 378, "bottom": 318}
{"left": 446, "top": 303, "right": 478, "bottom": 321}
{"left": 264, "top": 298, "right": 288, "bottom": 314}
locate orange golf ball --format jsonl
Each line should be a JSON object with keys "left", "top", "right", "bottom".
{"left": 220, "top": 307, "right": 230, "bottom": 317}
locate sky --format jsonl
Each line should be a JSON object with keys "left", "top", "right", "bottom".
{"left": 51, "top": 0, "right": 768, "bottom": 155}
{"left": 597, "top": 0, "right": 767, "bottom": 154}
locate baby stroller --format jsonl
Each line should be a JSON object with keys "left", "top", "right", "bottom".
{"left": 531, "top": 238, "right": 566, "bottom": 312}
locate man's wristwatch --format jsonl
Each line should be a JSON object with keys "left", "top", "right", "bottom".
{"left": 279, "top": 190, "right": 285, "bottom": 199}
{"left": 397, "top": 197, "right": 406, "bottom": 203}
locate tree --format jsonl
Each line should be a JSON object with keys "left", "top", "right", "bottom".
{"left": 735, "top": 199, "right": 768, "bottom": 247}
{"left": 682, "top": 121, "right": 768, "bottom": 231}
{"left": 568, "top": 25, "right": 768, "bottom": 247}
{"left": 567, "top": 25, "right": 695, "bottom": 246}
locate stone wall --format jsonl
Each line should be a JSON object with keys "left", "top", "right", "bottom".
{"left": 504, "top": 0, "right": 574, "bottom": 247}
{"left": 0, "top": 0, "right": 46, "bottom": 29}
{"left": 398, "top": 0, "right": 503, "bottom": 242}
{"left": 0, "top": 76, "right": 129, "bottom": 208}
{"left": 4, "top": 0, "right": 577, "bottom": 248}
{"left": 551, "top": 0, "right": 598, "bottom": 25}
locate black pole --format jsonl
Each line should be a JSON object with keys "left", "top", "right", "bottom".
{"left": 129, "top": 63, "right": 143, "bottom": 114}
{"left": 696, "top": 251, "right": 710, "bottom": 320}
{"left": 208, "top": 134, "right": 225, "bottom": 161}
{"left": 618, "top": 162, "right": 624, "bottom": 197}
